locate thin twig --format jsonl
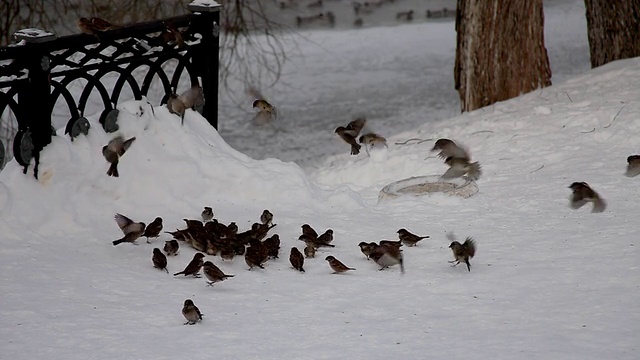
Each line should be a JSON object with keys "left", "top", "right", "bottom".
{"left": 603, "top": 104, "right": 626, "bottom": 129}
{"left": 471, "top": 130, "right": 494, "bottom": 135}
{"left": 580, "top": 127, "right": 595, "bottom": 134}
{"left": 395, "top": 138, "right": 433, "bottom": 145}
{"left": 562, "top": 92, "right": 573, "bottom": 103}
{"left": 529, "top": 165, "right": 544, "bottom": 174}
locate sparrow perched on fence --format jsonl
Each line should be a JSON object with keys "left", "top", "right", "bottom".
{"left": 325, "top": 255, "right": 355, "bottom": 274}
{"left": 448, "top": 234, "right": 476, "bottom": 272}
{"left": 289, "top": 247, "right": 305, "bottom": 272}
{"left": 164, "top": 239, "right": 179, "bottom": 256}
{"left": 182, "top": 299, "right": 203, "bottom": 325}
{"left": 202, "top": 261, "right": 234, "bottom": 286}
{"left": 369, "top": 244, "right": 404, "bottom": 273}
{"left": 112, "top": 213, "right": 146, "bottom": 246}
{"left": 160, "top": 21, "right": 185, "bottom": 48}
{"left": 304, "top": 244, "right": 316, "bottom": 258}
{"left": 201, "top": 207, "right": 214, "bottom": 222}
{"left": 174, "top": 252, "right": 205, "bottom": 277}
{"left": 431, "top": 138, "right": 471, "bottom": 161}
{"left": 76, "top": 17, "right": 120, "bottom": 36}
{"left": 102, "top": 136, "right": 136, "bottom": 177}
{"left": 261, "top": 209, "right": 274, "bottom": 226}
{"left": 397, "top": 228, "right": 429, "bottom": 247}
{"left": 152, "top": 248, "right": 168, "bottom": 273}
{"left": 143, "top": 217, "right": 163, "bottom": 243}
{"left": 625, "top": 155, "right": 640, "bottom": 177}
{"left": 568, "top": 182, "right": 606, "bottom": 213}
{"left": 442, "top": 157, "right": 482, "bottom": 180}
{"left": 358, "top": 241, "right": 377, "bottom": 260}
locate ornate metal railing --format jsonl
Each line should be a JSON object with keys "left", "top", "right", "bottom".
{"left": 0, "top": 1, "right": 221, "bottom": 178}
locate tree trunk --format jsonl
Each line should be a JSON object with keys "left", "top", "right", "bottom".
{"left": 584, "top": 0, "right": 640, "bottom": 68}
{"left": 454, "top": 0, "right": 551, "bottom": 112}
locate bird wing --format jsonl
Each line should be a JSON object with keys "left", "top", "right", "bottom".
{"left": 463, "top": 237, "right": 476, "bottom": 258}
{"left": 441, "top": 165, "right": 467, "bottom": 179}
{"left": 114, "top": 213, "right": 133, "bottom": 231}
{"left": 346, "top": 118, "right": 366, "bottom": 136}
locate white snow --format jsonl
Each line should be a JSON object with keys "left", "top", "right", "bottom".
{"left": 1, "top": 1, "right": 639, "bottom": 359}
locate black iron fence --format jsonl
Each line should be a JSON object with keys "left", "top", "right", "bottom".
{"left": 0, "top": 2, "right": 221, "bottom": 178}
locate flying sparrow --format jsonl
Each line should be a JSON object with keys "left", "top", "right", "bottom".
{"left": 335, "top": 126, "right": 362, "bottom": 155}
{"left": 112, "top": 213, "right": 146, "bottom": 246}
{"left": 431, "top": 138, "right": 471, "bottom": 161}
{"left": 625, "top": 155, "right": 640, "bottom": 177}
{"left": 164, "top": 239, "right": 179, "bottom": 256}
{"left": 143, "top": 217, "right": 163, "bottom": 243}
{"left": 202, "top": 261, "right": 234, "bottom": 286}
{"left": 201, "top": 207, "right": 214, "bottom": 222}
{"left": 397, "top": 228, "right": 429, "bottom": 247}
{"left": 289, "top": 247, "right": 305, "bottom": 272}
{"left": 304, "top": 244, "right": 316, "bottom": 258}
{"left": 369, "top": 244, "right": 404, "bottom": 273}
{"left": 442, "top": 157, "right": 482, "bottom": 180}
{"left": 182, "top": 299, "right": 203, "bottom": 325}
{"left": 359, "top": 132, "right": 387, "bottom": 148}
{"left": 325, "top": 255, "right": 355, "bottom": 274}
{"left": 448, "top": 235, "right": 476, "bottom": 272}
{"left": 260, "top": 209, "right": 274, "bottom": 226}
{"left": 174, "top": 252, "right": 205, "bottom": 277}
{"left": 152, "top": 248, "right": 168, "bottom": 273}
{"left": 568, "top": 182, "right": 606, "bottom": 213}
{"left": 102, "top": 136, "right": 136, "bottom": 177}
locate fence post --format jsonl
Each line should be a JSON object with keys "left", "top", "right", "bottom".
{"left": 188, "top": 1, "right": 221, "bottom": 129}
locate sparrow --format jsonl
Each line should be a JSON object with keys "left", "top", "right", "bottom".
{"left": 262, "top": 234, "right": 281, "bottom": 259}
{"left": 184, "top": 219, "right": 204, "bottom": 230}
{"left": 77, "top": 17, "right": 99, "bottom": 35}
{"left": 202, "top": 261, "right": 234, "bottom": 286}
{"left": 325, "top": 255, "right": 355, "bottom": 274}
{"left": 335, "top": 127, "right": 361, "bottom": 155}
{"left": 90, "top": 17, "right": 120, "bottom": 31}
{"left": 379, "top": 239, "right": 403, "bottom": 248}
{"left": 152, "top": 248, "right": 168, "bottom": 273}
{"left": 568, "top": 182, "right": 606, "bottom": 213}
{"left": 431, "top": 138, "right": 471, "bottom": 161}
{"left": 397, "top": 228, "right": 429, "bottom": 247}
{"left": 167, "top": 93, "right": 186, "bottom": 124}
{"left": 301, "top": 224, "right": 319, "bottom": 239}
{"left": 442, "top": 157, "right": 482, "bottom": 180}
{"left": 164, "top": 239, "right": 179, "bottom": 256}
{"left": 143, "top": 217, "right": 163, "bottom": 243}
{"left": 245, "top": 245, "right": 265, "bottom": 270}
{"left": 625, "top": 155, "right": 640, "bottom": 177}
{"left": 369, "top": 244, "right": 404, "bottom": 273}
{"left": 289, "top": 247, "right": 305, "bottom": 272}
{"left": 102, "top": 136, "right": 136, "bottom": 177}
{"left": 448, "top": 236, "right": 476, "bottom": 272}
{"left": 250, "top": 222, "right": 276, "bottom": 241}
{"left": 359, "top": 132, "right": 388, "bottom": 149}
{"left": 165, "top": 229, "right": 188, "bottom": 242}
{"left": 220, "top": 245, "right": 235, "bottom": 261}
{"left": 316, "top": 229, "right": 334, "bottom": 244}
{"left": 179, "top": 85, "right": 205, "bottom": 111}
{"left": 358, "top": 241, "right": 378, "bottom": 260}
{"left": 161, "top": 21, "right": 185, "bottom": 48}
{"left": 252, "top": 99, "right": 277, "bottom": 121}
{"left": 299, "top": 234, "right": 335, "bottom": 249}
{"left": 201, "top": 207, "right": 214, "bottom": 222}
{"left": 182, "top": 299, "right": 203, "bottom": 325}
{"left": 112, "top": 213, "right": 146, "bottom": 246}
{"left": 260, "top": 209, "right": 274, "bottom": 226}
{"left": 174, "top": 252, "right": 205, "bottom": 277}
{"left": 304, "top": 244, "right": 316, "bottom": 258}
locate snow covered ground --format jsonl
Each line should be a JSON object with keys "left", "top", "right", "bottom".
{"left": 1, "top": 1, "right": 639, "bottom": 359}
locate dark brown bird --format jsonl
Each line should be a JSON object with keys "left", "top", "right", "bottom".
{"left": 201, "top": 207, "right": 213, "bottom": 222}
{"left": 397, "top": 228, "right": 429, "bottom": 247}
{"left": 89, "top": 17, "right": 120, "bottom": 31}
{"left": 112, "top": 213, "right": 146, "bottom": 246}
{"left": 102, "top": 136, "right": 136, "bottom": 177}
{"left": 245, "top": 245, "right": 265, "bottom": 270}
{"left": 304, "top": 244, "right": 316, "bottom": 258}
{"left": 358, "top": 241, "right": 378, "bottom": 260}
{"left": 625, "top": 155, "right": 640, "bottom": 177}
{"left": 202, "top": 261, "right": 234, "bottom": 286}
{"left": 325, "top": 255, "right": 355, "bottom": 274}
{"left": 261, "top": 209, "right": 274, "bottom": 226}
{"left": 262, "top": 234, "right": 281, "bottom": 259}
{"left": 343, "top": 117, "right": 366, "bottom": 137}
{"left": 174, "top": 252, "right": 205, "bottom": 277}
{"left": 165, "top": 229, "right": 188, "bottom": 242}
{"left": 299, "top": 234, "right": 335, "bottom": 248}
{"left": 164, "top": 239, "right": 179, "bottom": 256}
{"left": 251, "top": 222, "right": 276, "bottom": 241}
{"left": 184, "top": 219, "right": 204, "bottom": 230}
{"left": 379, "top": 239, "right": 402, "bottom": 248}
{"left": 220, "top": 246, "right": 235, "bottom": 261}
{"left": 77, "top": 17, "right": 98, "bottom": 35}
{"left": 335, "top": 127, "right": 362, "bottom": 155}
{"left": 143, "top": 217, "right": 163, "bottom": 243}
{"left": 152, "top": 248, "right": 168, "bottom": 273}
{"left": 448, "top": 236, "right": 476, "bottom": 272}
{"left": 316, "top": 229, "right": 334, "bottom": 244}
{"left": 431, "top": 138, "right": 470, "bottom": 161}
{"left": 369, "top": 244, "right": 404, "bottom": 273}
{"left": 442, "top": 157, "right": 482, "bottom": 180}
{"left": 301, "top": 224, "right": 319, "bottom": 239}
{"left": 568, "top": 182, "right": 606, "bottom": 213}
{"left": 290, "top": 247, "right": 305, "bottom": 272}
{"left": 182, "top": 299, "right": 203, "bottom": 325}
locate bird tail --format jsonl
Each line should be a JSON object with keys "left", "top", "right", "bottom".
{"left": 173, "top": 271, "right": 184, "bottom": 276}
{"left": 107, "top": 162, "right": 119, "bottom": 177}
{"left": 112, "top": 238, "right": 126, "bottom": 246}
{"left": 592, "top": 197, "right": 606, "bottom": 213}
{"left": 224, "top": 274, "right": 235, "bottom": 278}
{"left": 350, "top": 143, "right": 361, "bottom": 155}
{"left": 467, "top": 162, "right": 482, "bottom": 180}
